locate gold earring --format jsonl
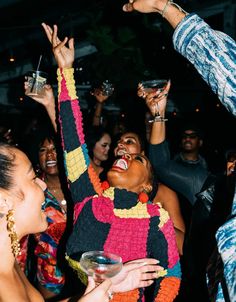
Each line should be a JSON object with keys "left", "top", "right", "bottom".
{"left": 6, "top": 209, "right": 21, "bottom": 257}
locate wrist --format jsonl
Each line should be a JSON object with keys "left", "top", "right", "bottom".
{"left": 152, "top": 0, "right": 168, "bottom": 13}
{"left": 161, "top": 1, "right": 188, "bottom": 20}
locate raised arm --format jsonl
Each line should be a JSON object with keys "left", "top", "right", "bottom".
{"left": 91, "top": 88, "right": 109, "bottom": 126}
{"left": 42, "top": 23, "right": 103, "bottom": 203}
{"left": 24, "top": 82, "right": 57, "bottom": 132}
{"left": 123, "top": 0, "right": 236, "bottom": 115}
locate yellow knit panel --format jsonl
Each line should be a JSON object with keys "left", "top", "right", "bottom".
{"left": 158, "top": 207, "right": 169, "bottom": 228}
{"left": 114, "top": 202, "right": 150, "bottom": 218}
{"left": 65, "top": 147, "right": 87, "bottom": 183}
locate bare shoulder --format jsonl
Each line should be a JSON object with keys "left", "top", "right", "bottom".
{"left": 154, "top": 182, "right": 179, "bottom": 205}
{"left": 158, "top": 183, "right": 178, "bottom": 197}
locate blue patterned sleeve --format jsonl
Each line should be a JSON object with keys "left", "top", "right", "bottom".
{"left": 173, "top": 13, "right": 236, "bottom": 116}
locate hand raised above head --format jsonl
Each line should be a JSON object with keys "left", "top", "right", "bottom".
{"left": 90, "top": 88, "right": 109, "bottom": 104}
{"left": 41, "top": 23, "right": 75, "bottom": 69}
{"left": 122, "top": 0, "right": 166, "bottom": 14}
{"left": 24, "top": 82, "right": 55, "bottom": 107}
{"left": 144, "top": 80, "right": 171, "bottom": 115}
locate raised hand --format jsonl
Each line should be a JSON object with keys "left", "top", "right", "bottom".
{"left": 122, "top": 0, "right": 166, "bottom": 14}
{"left": 139, "top": 80, "right": 171, "bottom": 117}
{"left": 41, "top": 23, "right": 74, "bottom": 68}
{"left": 24, "top": 82, "right": 55, "bottom": 107}
{"left": 91, "top": 88, "right": 110, "bottom": 104}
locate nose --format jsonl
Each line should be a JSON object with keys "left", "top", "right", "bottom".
{"left": 36, "top": 178, "right": 47, "bottom": 191}
{"left": 118, "top": 140, "right": 126, "bottom": 147}
{"left": 46, "top": 149, "right": 55, "bottom": 159}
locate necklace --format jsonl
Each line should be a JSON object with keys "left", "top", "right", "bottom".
{"left": 48, "top": 187, "right": 61, "bottom": 194}
{"left": 60, "top": 199, "right": 67, "bottom": 206}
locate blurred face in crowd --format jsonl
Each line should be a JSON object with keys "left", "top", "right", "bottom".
{"left": 226, "top": 153, "right": 236, "bottom": 176}
{"left": 114, "top": 132, "right": 143, "bottom": 157}
{"left": 93, "top": 133, "right": 111, "bottom": 163}
{"left": 39, "top": 138, "right": 58, "bottom": 176}
{"left": 107, "top": 153, "right": 152, "bottom": 194}
{"left": 181, "top": 130, "right": 202, "bottom": 153}
{"left": 0, "top": 127, "right": 14, "bottom": 145}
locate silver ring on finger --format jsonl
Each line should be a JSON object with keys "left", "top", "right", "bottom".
{"left": 108, "top": 290, "right": 113, "bottom": 300}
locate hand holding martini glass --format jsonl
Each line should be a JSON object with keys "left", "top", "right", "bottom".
{"left": 139, "top": 79, "right": 168, "bottom": 123}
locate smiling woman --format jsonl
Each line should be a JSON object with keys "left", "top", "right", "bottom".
{"left": 17, "top": 132, "right": 68, "bottom": 300}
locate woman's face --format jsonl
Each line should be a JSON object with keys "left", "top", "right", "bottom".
{"left": 107, "top": 153, "right": 152, "bottom": 194}
{"left": 93, "top": 133, "right": 111, "bottom": 162}
{"left": 114, "top": 132, "right": 143, "bottom": 157}
{"left": 8, "top": 149, "right": 47, "bottom": 238}
{"left": 39, "top": 138, "right": 58, "bottom": 176}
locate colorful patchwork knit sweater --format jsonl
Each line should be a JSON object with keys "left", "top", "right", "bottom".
{"left": 57, "top": 68, "right": 181, "bottom": 302}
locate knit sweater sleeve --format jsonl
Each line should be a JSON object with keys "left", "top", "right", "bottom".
{"left": 57, "top": 68, "right": 103, "bottom": 204}
{"left": 173, "top": 13, "right": 236, "bottom": 116}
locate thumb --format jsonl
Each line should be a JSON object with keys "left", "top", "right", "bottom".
{"left": 84, "top": 276, "right": 96, "bottom": 295}
{"left": 97, "top": 279, "right": 112, "bottom": 292}
{"left": 122, "top": 3, "right": 134, "bottom": 12}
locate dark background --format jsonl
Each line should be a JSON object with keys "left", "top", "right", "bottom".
{"left": 0, "top": 0, "right": 235, "bottom": 172}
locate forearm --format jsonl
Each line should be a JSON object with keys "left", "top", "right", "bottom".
{"left": 92, "top": 102, "right": 103, "bottom": 126}
{"left": 149, "top": 118, "right": 166, "bottom": 144}
{"left": 173, "top": 13, "right": 236, "bottom": 115}
{"left": 161, "top": 2, "right": 187, "bottom": 29}
{"left": 57, "top": 68, "right": 101, "bottom": 199}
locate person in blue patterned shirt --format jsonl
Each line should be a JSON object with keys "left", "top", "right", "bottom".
{"left": 123, "top": 1, "right": 236, "bottom": 301}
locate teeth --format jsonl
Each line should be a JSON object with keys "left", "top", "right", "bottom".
{"left": 46, "top": 160, "right": 57, "bottom": 167}
{"left": 117, "top": 149, "right": 127, "bottom": 156}
{"left": 114, "top": 159, "right": 128, "bottom": 170}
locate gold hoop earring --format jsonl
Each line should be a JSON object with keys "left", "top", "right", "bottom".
{"left": 6, "top": 209, "right": 21, "bottom": 257}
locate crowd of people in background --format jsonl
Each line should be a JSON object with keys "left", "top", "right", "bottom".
{"left": 0, "top": 0, "right": 235, "bottom": 301}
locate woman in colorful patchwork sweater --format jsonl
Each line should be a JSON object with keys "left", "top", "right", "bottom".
{"left": 42, "top": 23, "right": 181, "bottom": 301}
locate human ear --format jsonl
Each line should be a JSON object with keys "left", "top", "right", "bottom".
{"left": 0, "top": 192, "right": 13, "bottom": 216}
{"left": 143, "top": 184, "right": 153, "bottom": 194}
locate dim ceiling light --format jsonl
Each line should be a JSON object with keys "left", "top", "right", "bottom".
{"left": 9, "top": 57, "right": 15, "bottom": 62}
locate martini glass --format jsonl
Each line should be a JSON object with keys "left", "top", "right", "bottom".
{"left": 80, "top": 251, "right": 123, "bottom": 284}
{"left": 140, "top": 79, "right": 168, "bottom": 123}
{"left": 101, "top": 80, "right": 114, "bottom": 97}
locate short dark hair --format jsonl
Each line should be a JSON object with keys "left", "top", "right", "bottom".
{"left": 181, "top": 124, "right": 204, "bottom": 139}
{"left": 225, "top": 148, "right": 236, "bottom": 162}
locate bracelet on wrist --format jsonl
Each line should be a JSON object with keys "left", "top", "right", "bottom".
{"left": 161, "top": 0, "right": 188, "bottom": 18}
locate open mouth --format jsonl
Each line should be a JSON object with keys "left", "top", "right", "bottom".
{"left": 116, "top": 149, "right": 127, "bottom": 156}
{"left": 112, "top": 158, "right": 128, "bottom": 171}
{"left": 46, "top": 160, "right": 57, "bottom": 167}
{"left": 183, "top": 142, "right": 192, "bottom": 147}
